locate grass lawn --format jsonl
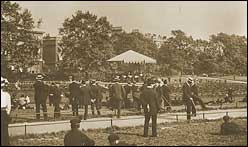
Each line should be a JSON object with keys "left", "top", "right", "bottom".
{"left": 10, "top": 118, "right": 247, "bottom": 146}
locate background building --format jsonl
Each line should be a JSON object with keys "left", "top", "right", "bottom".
{"left": 42, "top": 36, "right": 62, "bottom": 73}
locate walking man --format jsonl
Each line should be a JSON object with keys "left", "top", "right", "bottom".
{"left": 1, "top": 77, "right": 11, "bottom": 146}
{"left": 141, "top": 79, "right": 160, "bottom": 137}
{"left": 33, "top": 74, "right": 48, "bottom": 120}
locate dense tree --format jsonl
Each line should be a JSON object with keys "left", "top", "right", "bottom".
{"left": 1, "top": 1, "right": 42, "bottom": 77}
{"left": 112, "top": 31, "right": 158, "bottom": 58}
{"left": 58, "top": 11, "right": 114, "bottom": 77}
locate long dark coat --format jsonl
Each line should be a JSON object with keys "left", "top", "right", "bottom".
{"left": 141, "top": 87, "right": 160, "bottom": 115}
{"left": 80, "top": 85, "right": 93, "bottom": 106}
{"left": 33, "top": 81, "right": 47, "bottom": 103}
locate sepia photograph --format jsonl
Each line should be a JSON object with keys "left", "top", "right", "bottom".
{"left": 1, "top": 1, "right": 247, "bottom": 146}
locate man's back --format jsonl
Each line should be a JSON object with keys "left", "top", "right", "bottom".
{"left": 111, "top": 83, "right": 125, "bottom": 100}
{"left": 69, "top": 82, "right": 80, "bottom": 98}
{"left": 142, "top": 87, "right": 160, "bottom": 115}
{"left": 64, "top": 129, "right": 95, "bottom": 146}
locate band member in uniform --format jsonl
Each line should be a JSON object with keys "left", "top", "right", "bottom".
{"left": 141, "top": 79, "right": 160, "bottom": 137}
{"left": 64, "top": 118, "right": 95, "bottom": 146}
{"left": 33, "top": 74, "right": 48, "bottom": 120}
{"left": 1, "top": 77, "right": 11, "bottom": 146}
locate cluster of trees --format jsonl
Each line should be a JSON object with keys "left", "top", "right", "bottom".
{"left": 1, "top": 1, "right": 42, "bottom": 78}
{"left": 1, "top": 1, "right": 247, "bottom": 80}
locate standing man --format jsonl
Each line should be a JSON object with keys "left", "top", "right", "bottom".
{"left": 191, "top": 79, "right": 207, "bottom": 109}
{"left": 80, "top": 80, "right": 93, "bottom": 120}
{"left": 182, "top": 77, "right": 195, "bottom": 122}
{"left": 33, "top": 74, "right": 48, "bottom": 120}
{"left": 69, "top": 77, "right": 80, "bottom": 116}
{"left": 124, "top": 81, "right": 132, "bottom": 109}
{"left": 90, "top": 80, "right": 102, "bottom": 116}
{"left": 64, "top": 118, "right": 95, "bottom": 146}
{"left": 141, "top": 79, "right": 160, "bottom": 137}
{"left": 49, "top": 83, "right": 62, "bottom": 119}
{"left": 161, "top": 79, "right": 172, "bottom": 111}
{"left": 1, "top": 77, "right": 11, "bottom": 146}
{"left": 132, "top": 82, "right": 141, "bottom": 112}
{"left": 110, "top": 78, "right": 126, "bottom": 118}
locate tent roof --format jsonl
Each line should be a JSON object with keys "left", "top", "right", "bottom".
{"left": 107, "top": 50, "right": 156, "bottom": 64}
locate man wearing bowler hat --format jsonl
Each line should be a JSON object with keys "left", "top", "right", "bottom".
{"left": 182, "top": 77, "right": 196, "bottom": 121}
{"left": 33, "top": 74, "right": 48, "bottom": 120}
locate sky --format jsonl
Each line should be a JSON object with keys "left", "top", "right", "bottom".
{"left": 15, "top": 1, "right": 247, "bottom": 40}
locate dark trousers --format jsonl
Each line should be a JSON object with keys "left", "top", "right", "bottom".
{"left": 1, "top": 110, "right": 10, "bottom": 146}
{"left": 35, "top": 101, "right": 48, "bottom": 120}
{"left": 84, "top": 105, "right": 88, "bottom": 120}
{"left": 54, "top": 102, "right": 61, "bottom": 118}
{"left": 91, "top": 99, "right": 101, "bottom": 116}
{"left": 186, "top": 99, "right": 196, "bottom": 120}
{"left": 144, "top": 113, "right": 157, "bottom": 137}
{"left": 72, "top": 100, "right": 79, "bottom": 116}
{"left": 133, "top": 97, "right": 141, "bottom": 111}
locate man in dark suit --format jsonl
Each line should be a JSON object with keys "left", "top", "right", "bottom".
{"left": 182, "top": 77, "right": 195, "bottom": 121}
{"left": 33, "top": 74, "right": 48, "bottom": 120}
{"left": 69, "top": 77, "right": 80, "bottom": 116}
{"left": 90, "top": 80, "right": 102, "bottom": 116}
{"left": 141, "top": 79, "right": 160, "bottom": 137}
{"left": 161, "top": 79, "right": 172, "bottom": 111}
{"left": 191, "top": 79, "right": 207, "bottom": 109}
{"left": 80, "top": 80, "right": 93, "bottom": 120}
{"left": 110, "top": 78, "right": 126, "bottom": 118}
{"left": 49, "top": 83, "right": 62, "bottom": 119}
{"left": 64, "top": 118, "right": 95, "bottom": 146}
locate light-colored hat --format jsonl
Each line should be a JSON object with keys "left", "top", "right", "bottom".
{"left": 36, "top": 74, "right": 44, "bottom": 80}
{"left": 187, "top": 77, "right": 193, "bottom": 82}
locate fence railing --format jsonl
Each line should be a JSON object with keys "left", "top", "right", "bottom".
{"left": 8, "top": 109, "right": 247, "bottom": 136}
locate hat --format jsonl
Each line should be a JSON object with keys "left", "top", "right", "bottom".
{"left": 70, "top": 118, "right": 81, "bottom": 125}
{"left": 81, "top": 80, "right": 86, "bottom": 85}
{"left": 1, "top": 77, "right": 9, "bottom": 87}
{"left": 223, "top": 115, "right": 230, "bottom": 122}
{"left": 187, "top": 77, "right": 193, "bottom": 83}
{"left": 163, "top": 79, "right": 168, "bottom": 84}
{"left": 36, "top": 74, "right": 44, "bottom": 80}
{"left": 108, "top": 133, "right": 120, "bottom": 142}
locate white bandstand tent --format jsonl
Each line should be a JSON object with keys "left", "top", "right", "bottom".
{"left": 107, "top": 50, "right": 156, "bottom": 64}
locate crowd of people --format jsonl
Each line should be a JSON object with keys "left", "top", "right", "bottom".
{"left": 1, "top": 74, "right": 246, "bottom": 146}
